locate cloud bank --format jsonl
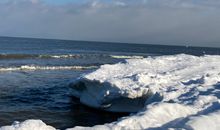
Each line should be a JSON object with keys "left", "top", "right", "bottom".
{"left": 0, "top": 0, "right": 220, "bottom": 47}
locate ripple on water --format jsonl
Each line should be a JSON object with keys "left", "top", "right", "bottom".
{"left": 0, "top": 71, "right": 128, "bottom": 129}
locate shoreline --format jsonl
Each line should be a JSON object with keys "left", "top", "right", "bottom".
{"left": 1, "top": 54, "right": 220, "bottom": 130}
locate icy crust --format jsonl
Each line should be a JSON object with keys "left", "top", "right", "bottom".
{"left": 69, "top": 79, "right": 151, "bottom": 112}
{"left": 70, "top": 54, "right": 220, "bottom": 112}
{"left": 68, "top": 54, "right": 220, "bottom": 129}
{"left": 2, "top": 54, "right": 220, "bottom": 130}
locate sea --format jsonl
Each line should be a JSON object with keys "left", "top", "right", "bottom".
{"left": 0, "top": 36, "right": 219, "bottom": 129}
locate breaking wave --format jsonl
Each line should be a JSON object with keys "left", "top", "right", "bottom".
{"left": 0, "top": 54, "right": 80, "bottom": 59}
{"left": 0, "top": 65, "right": 98, "bottom": 72}
{"left": 0, "top": 54, "right": 146, "bottom": 60}
{"left": 38, "top": 54, "right": 80, "bottom": 59}
{"left": 110, "top": 55, "right": 144, "bottom": 59}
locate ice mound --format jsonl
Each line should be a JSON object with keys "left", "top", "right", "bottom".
{"left": 67, "top": 54, "right": 220, "bottom": 129}
{"left": 69, "top": 54, "right": 220, "bottom": 113}
{"left": 69, "top": 79, "right": 151, "bottom": 112}
{"left": 0, "top": 120, "right": 55, "bottom": 130}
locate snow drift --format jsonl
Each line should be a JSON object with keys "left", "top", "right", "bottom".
{"left": 1, "top": 54, "right": 220, "bottom": 130}
{"left": 0, "top": 120, "right": 55, "bottom": 130}
{"left": 69, "top": 54, "right": 220, "bottom": 113}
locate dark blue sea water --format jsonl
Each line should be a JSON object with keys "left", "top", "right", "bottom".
{"left": 0, "top": 36, "right": 220, "bottom": 129}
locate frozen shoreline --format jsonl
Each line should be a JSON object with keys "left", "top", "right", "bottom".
{"left": 1, "top": 54, "right": 220, "bottom": 130}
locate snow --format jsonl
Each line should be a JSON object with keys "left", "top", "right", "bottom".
{"left": 69, "top": 54, "right": 220, "bottom": 113}
{"left": 184, "top": 110, "right": 220, "bottom": 130}
{"left": 0, "top": 120, "right": 55, "bottom": 130}
{"left": 1, "top": 54, "right": 220, "bottom": 130}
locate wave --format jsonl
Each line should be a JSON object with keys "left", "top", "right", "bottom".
{"left": 110, "top": 55, "right": 144, "bottom": 59}
{"left": 0, "top": 65, "right": 97, "bottom": 72}
{"left": 38, "top": 54, "right": 80, "bottom": 59}
{"left": 0, "top": 53, "right": 146, "bottom": 60}
{"left": 0, "top": 54, "right": 38, "bottom": 59}
{"left": 0, "top": 54, "right": 80, "bottom": 59}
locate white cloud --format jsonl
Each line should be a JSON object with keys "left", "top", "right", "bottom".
{"left": 114, "top": 1, "right": 126, "bottom": 6}
{"left": 0, "top": 0, "right": 220, "bottom": 47}
{"left": 30, "top": 0, "right": 39, "bottom": 4}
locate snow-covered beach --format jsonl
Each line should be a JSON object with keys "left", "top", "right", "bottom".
{"left": 1, "top": 54, "right": 220, "bottom": 130}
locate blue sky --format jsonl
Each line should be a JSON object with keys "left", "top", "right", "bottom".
{"left": 0, "top": 0, "right": 219, "bottom": 47}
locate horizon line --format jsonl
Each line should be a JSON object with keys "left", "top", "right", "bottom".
{"left": 0, "top": 35, "right": 219, "bottom": 49}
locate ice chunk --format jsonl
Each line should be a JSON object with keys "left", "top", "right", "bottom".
{"left": 69, "top": 80, "right": 152, "bottom": 112}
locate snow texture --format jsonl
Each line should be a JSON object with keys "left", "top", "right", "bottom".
{"left": 0, "top": 120, "right": 55, "bottom": 130}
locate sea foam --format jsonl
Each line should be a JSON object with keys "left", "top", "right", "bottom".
{"left": 0, "top": 65, "right": 97, "bottom": 72}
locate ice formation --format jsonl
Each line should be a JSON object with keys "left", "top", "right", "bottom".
{"left": 1, "top": 54, "right": 220, "bottom": 130}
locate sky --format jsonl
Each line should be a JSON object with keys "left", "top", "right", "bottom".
{"left": 0, "top": 0, "right": 220, "bottom": 47}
